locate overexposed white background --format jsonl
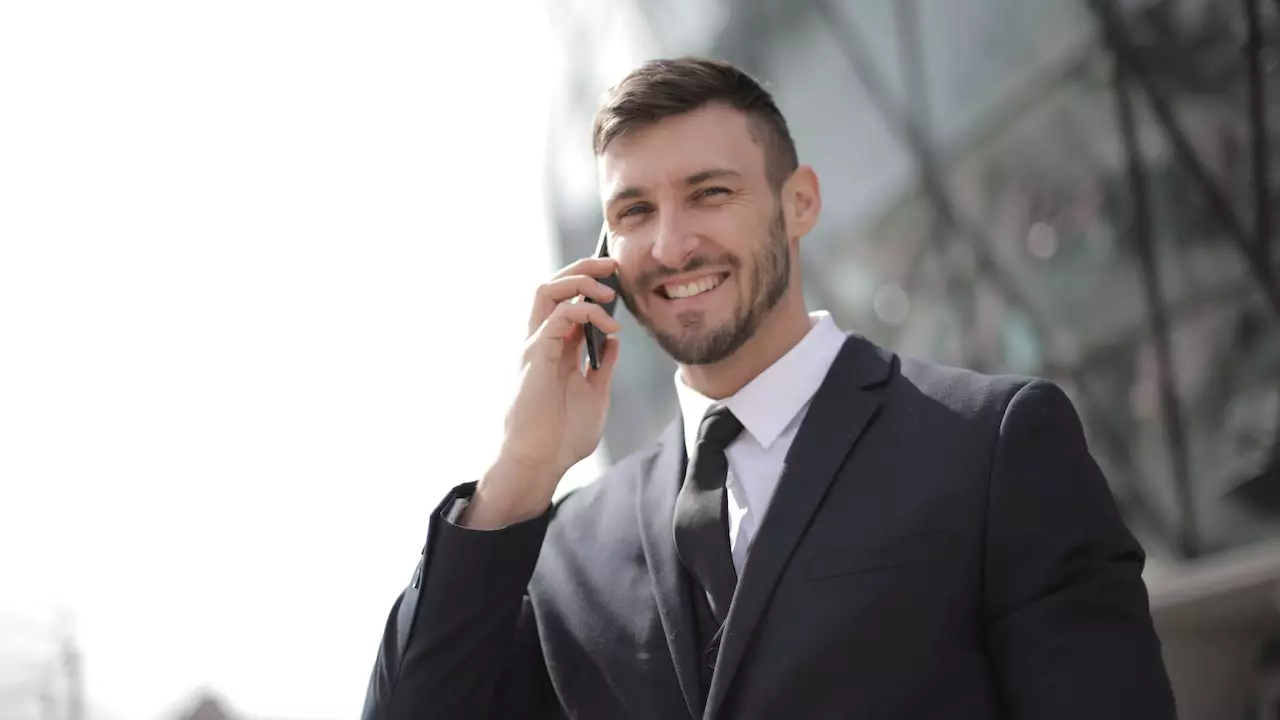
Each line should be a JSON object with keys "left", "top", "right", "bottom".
{"left": 0, "top": 3, "right": 603, "bottom": 718}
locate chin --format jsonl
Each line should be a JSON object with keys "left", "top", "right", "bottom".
{"left": 651, "top": 320, "right": 747, "bottom": 366}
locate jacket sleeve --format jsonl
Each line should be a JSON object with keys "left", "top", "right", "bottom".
{"left": 361, "top": 481, "right": 558, "bottom": 720}
{"left": 982, "top": 380, "right": 1177, "bottom": 720}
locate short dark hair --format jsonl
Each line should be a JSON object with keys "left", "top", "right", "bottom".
{"left": 592, "top": 57, "right": 799, "bottom": 192}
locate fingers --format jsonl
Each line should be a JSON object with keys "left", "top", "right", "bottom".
{"left": 526, "top": 300, "right": 621, "bottom": 364}
{"left": 552, "top": 256, "right": 618, "bottom": 282}
{"left": 542, "top": 301, "right": 620, "bottom": 338}
{"left": 540, "top": 274, "right": 619, "bottom": 306}
{"left": 529, "top": 261, "right": 620, "bottom": 336}
{"left": 558, "top": 323, "right": 586, "bottom": 373}
{"left": 586, "top": 335, "right": 621, "bottom": 391}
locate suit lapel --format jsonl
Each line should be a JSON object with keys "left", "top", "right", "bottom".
{"left": 637, "top": 416, "right": 701, "bottom": 719}
{"left": 705, "top": 335, "right": 895, "bottom": 718}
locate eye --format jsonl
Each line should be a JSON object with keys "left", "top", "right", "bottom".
{"left": 620, "top": 203, "right": 652, "bottom": 219}
{"left": 695, "top": 186, "right": 730, "bottom": 200}
{"left": 616, "top": 203, "right": 650, "bottom": 222}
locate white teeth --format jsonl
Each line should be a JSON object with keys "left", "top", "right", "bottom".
{"left": 665, "top": 275, "right": 722, "bottom": 299}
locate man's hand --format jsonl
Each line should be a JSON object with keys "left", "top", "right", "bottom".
{"left": 463, "top": 257, "right": 623, "bottom": 529}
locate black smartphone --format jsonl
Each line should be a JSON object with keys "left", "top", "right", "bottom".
{"left": 585, "top": 222, "right": 621, "bottom": 371}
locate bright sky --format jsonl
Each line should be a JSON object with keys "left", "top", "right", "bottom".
{"left": 0, "top": 3, "right": 601, "bottom": 719}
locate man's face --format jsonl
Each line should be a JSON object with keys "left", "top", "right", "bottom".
{"left": 598, "top": 104, "right": 794, "bottom": 366}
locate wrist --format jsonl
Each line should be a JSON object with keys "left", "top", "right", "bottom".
{"left": 462, "top": 455, "right": 561, "bottom": 530}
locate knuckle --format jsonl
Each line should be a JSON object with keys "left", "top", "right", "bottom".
{"left": 541, "top": 275, "right": 591, "bottom": 301}
{"left": 551, "top": 300, "right": 580, "bottom": 321}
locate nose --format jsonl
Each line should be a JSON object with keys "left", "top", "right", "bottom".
{"left": 650, "top": 208, "right": 696, "bottom": 270}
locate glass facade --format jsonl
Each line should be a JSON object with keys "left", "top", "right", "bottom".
{"left": 544, "top": 0, "right": 1280, "bottom": 564}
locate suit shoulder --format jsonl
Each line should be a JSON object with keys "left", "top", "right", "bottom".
{"left": 891, "top": 352, "right": 1046, "bottom": 422}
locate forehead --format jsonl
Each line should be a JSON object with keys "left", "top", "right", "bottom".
{"left": 597, "top": 104, "right": 767, "bottom": 194}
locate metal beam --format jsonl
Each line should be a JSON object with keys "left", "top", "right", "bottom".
{"left": 1113, "top": 60, "right": 1200, "bottom": 558}
{"left": 808, "top": 0, "right": 1035, "bottom": 328}
{"left": 894, "top": 0, "right": 930, "bottom": 140}
{"left": 1088, "top": 0, "right": 1280, "bottom": 318}
{"left": 893, "top": 0, "right": 978, "bottom": 366}
{"left": 1046, "top": 268, "right": 1269, "bottom": 377}
{"left": 1246, "top": 0, "right": 1274, "bottom": 268}
{"left": 809, "top": 1, "right": 1096, "bottom": 386}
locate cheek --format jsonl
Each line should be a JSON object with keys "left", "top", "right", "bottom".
{"left": 613, "top": 237, "right": 645, "bottom": 264}
{"left": 611, "top": 263, "right": 648, "bottom": 310}
{"left": 611, "top": 239, "right": 649, "bottom": 283}
{"left": 708, "top": 209, "right": 766, "bottom": 254}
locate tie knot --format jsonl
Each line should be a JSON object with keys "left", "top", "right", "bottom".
{"left": 697, "top": 405, "right": 743, "bottom": 451}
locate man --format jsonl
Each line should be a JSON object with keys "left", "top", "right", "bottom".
{"left": 361, "top": 57, "right": 1176, "bottom": 719}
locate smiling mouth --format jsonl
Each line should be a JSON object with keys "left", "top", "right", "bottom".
{"left": 658, "top": 273, "right": 730, "bottom": 300}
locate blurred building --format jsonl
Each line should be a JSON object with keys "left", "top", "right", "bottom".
{"left": 175, "top": 694, "right": 238, "bottom": 720}
{"left": 166, "top": 690, "right": 333, "bottom": 720}
{"left": 544, "top": 0, "right": 1280, "bottom": 718}
{"left": 0, "top": 612, "right": 82, "bottom": 720}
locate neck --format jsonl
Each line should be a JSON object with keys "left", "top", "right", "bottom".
{"left": 678, "top": 292, "right": 813, "bottom": 400}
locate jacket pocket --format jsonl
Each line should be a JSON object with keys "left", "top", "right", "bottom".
{"left": 804, "top": 532, "right": 955, "bottom": 582}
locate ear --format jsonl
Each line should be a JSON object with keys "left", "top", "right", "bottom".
{"left": 781, "top": 164, "right": 821, "bottom": 240}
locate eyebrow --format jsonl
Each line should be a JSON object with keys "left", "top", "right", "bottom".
{"left": 606, "top": 168, "right": 743, "bottom": 209}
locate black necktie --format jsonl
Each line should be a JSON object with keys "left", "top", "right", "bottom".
{"left": 674, "top": 405, "right": 744, "bottom": 624}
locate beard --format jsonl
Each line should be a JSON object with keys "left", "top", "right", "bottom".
{"left": 618, "top": 206, "right": 791, "bottom": 366}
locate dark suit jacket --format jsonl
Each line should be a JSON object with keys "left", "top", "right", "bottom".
{"left": 361, "top": 334, "right": 1176, "bottom": 719}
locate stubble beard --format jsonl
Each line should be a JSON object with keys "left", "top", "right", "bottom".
{"left": 620, "top": 207, "right": 792, "bottom": 366}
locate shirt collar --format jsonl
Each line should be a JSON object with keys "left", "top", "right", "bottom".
{"left": 675, "top": 311, "right": 847, "bottom": 455}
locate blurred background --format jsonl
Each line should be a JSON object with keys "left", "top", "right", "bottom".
{"left": 2, "top": 0, "right": 1278, "bottom": 719}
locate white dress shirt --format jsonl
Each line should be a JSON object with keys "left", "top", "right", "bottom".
{"left": 674, "top": 311, "right": 847, "bottom": 576}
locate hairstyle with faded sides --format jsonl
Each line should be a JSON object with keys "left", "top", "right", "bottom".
{"left": 592, "top": 57, "right": 799, "bottom": 193}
